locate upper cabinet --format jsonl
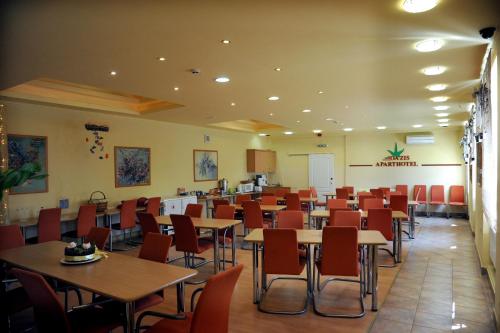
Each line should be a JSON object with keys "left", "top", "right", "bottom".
{"left": 247, "top": 149, "right": 276, "bottom": 173}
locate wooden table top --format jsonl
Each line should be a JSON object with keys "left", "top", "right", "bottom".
{"left": 276, "top": 197, "right": 318, "bottom": 202}
{"left": 311, "top": 209, "right": 408, "bottom": 220}
{"left": 244, "top": 229, "right": 387, "bottom": 245}
{"left": 232, "top": 204, "right": 287, "bottom": 212}
{"left": 156, "top": 215, "right": 242, "bottom": 229}
{"left": 0, "top": 241, "right": 197, "bottom": 302}
{"left": 323, "top": 192, "right": 355, "bottom": 197}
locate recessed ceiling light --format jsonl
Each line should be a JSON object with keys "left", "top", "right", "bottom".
{"left": 439, "top": 123, "right": 449, "bottom": 127}
{"left": 313, "top": 129, "right": 322, "bottom": 134}
{"left": 431, "top": 96, "right": 449, "bottom": 102}
{"left": 274, "top": 67, "right": 281, "bottom": 72}
{"left": 376, "top": 126, "right": 387, "bottom": 130}
{"left": 296, "top": 120, "right": 301, "bottom": 123}
{"left": 433, "top": 105, "right": 449, "bottom": 111}
{"left": 318, "top": 91, "right": 324, "bottom": 94}
{"left": 325, "top": 118, "right": 333, "bottom": 121}
{"left": 437, "top": 118, "right": 449, "bottom": 123}
{"left": 401, "top": 0, "right": 439, "bottom": 13}
{"left": 269, "top": 113, "right": 274, "bottom": 116}
{"left": 221, "top": 39, "right": 231, "bottom": 44}
{"left": 230, "top": 102, "right": 236, "bottom": 106}
{"left": 415, "top": 39, "right": 444, "bottom": 52}
{"left": 435, "top": 113, "right": 449, "bottom": 117}
{"left": 173, "top": 87, "right": 179, "bottom": 91}
{"left": 284, "top": 131, "right": 294, "bottom": 135}
{"left": 343, "top": 128, "right": 353, "bottom": 132}
{"left": 422, "top": 66, "right": 446, "bottom": 76}
{"left": 157, "top": 57, "right": 166, "bottom": 61}
{"left": 258, "top": 133, "right": 268, "bottom": 137}
{"left": 268, "top": 96, "right": 280, "bottom": 101}
{"left": 426, "top": 84, "right": 447, "bottom": 91}
{"left": 302, "top": 109, "right": 312, "bottom": 113}
{"left": 214, "top": 76, "right": 230, "bottom": 83}
{"left": 412, "top": 124, "right": 423, "bottom": 128}
{"left": 109, "top": 71, "right": 117, "bottom": 76}
{"left": 345, "top": 105, "right": 349, "bottom": 109}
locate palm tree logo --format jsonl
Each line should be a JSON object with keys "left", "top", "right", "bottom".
{"left": 387, "top": 142, "right": 405, "bottom": 157}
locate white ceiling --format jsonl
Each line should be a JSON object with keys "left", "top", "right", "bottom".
{"left": 1, "top": 0, "right": 499, "bottom": 135}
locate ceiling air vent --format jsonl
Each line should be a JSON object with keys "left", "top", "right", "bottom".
{"left": 406, "top": 133, "right": 434, "bottom": 145}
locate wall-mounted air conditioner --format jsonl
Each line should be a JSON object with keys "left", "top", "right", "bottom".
{"left": 406, "top": 133, "right": 435, "bottom": 145}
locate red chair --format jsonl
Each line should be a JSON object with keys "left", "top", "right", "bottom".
{"left": 363, "top": 198, "right": 385, "bottom": 210}
{"left": 343, "top": 186, "right": 355, "bottom": 196}
{"left": 327, "top": 208, "right": 351, "bottom": 226}
{"left": 332, "top": 210, "right": 361, "bottom": 229}
{"left": 390, "top": 195, "right": 408, "bottom": 218}
{"left": 367, "top": 208, "right": 396, "bottom": 266}
{"left": 260, "top": 195, "right": 277, "bottom": 205}
{"left": 136, "top": 265, "right": 243, "bottom": 333}
{"left": 327, "top": 199, "right": 348, "bottom": 209}
{"left": 448, "top": 185, "right": 466, "bottom": 218}
{"left": 277, "top": 211, "right": 304, "bottom": 229}
{"left": 395, "top": 185, "right": 408, "bottom": 196}
{"left": 171, "top": 214, "right": 213, "bottom": 270}
{"left": 413, "top": 185, "right": 427, "bottom": 203}
{"left": 215, "top": 205, "right": 237, "bottom": 270}
{"left": 370, "top": 188, "right": 384, "bottom": 199}
{"left": 358, "top": 195, "right": 376, "bottom": 211}
{"left": 386, "top": 191, "right": 401, "bottom": 201}
{"left": 76, "top": 205, "right": 97, "bottom": 240}
{"left": 379, "top": 187, "right": 390, "bottom": 198}
{"left": 313, "top": 226, "right": 364, "bottom": 318}
{"left": 0, "top": 224, "right": 25, "bottom": 251}
{"left": 357, "top": 191, "right": 372, "bottom": 196}
{"left": 276, "top": 188, "right": 291, "bottom": 197}
{"left": 336, "top": 188, "right": 349, "bottom": 200}
{"left": 235, "top": 194, "right": 252, "bottom": 204}
{"left": 38, "top": 208, "right": 62, "bottom": 243}
{"left": 259, "top": 229, "right": 309, "bottom": 315}
{"left": 110, "top": 199, "right": 137, "bottom": 251}
{"left": 185, "top": 203, "right": 203, "bottom": 218}
{"left": 11, "top": 268, "right": 124, "bottom": 333}
{"left": 145, "top": 197, "right": 161, "bottom": 216}
{"left": 285, "top": 193, "right": 301, "bottom": 211}
{"left": 429, "top": 185, "right": 445, "bottom": 216}
{"left": 242, "top": 201, "right": 271, "bottom": 231}
{"left": 298, "top": 189, "right": 312, "bottom": 198}
{"left": 310, "top": 186, "right": 326, "bottom": 207}
{"left": 85, "top": 227, "right": 110, "bottom": 250}
{"left": 138, "top": 212, "right": 162, "bottom": 241}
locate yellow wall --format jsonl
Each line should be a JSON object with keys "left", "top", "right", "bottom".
{"left": 4, "top": 100, "right": 265, "bottom": 219}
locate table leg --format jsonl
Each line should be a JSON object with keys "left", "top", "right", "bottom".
{"left": 125, "top": 301, "right": 135, "bottom": 333}
{"left": 252, "top": 242, "right": 259, "bottom": 304}
{"left": 272, "top": 211, "right": 277, "bottom": 229}
{"left": 107, "top": 214, "right": 113, "bottom": 252}
{"left": 307, "top": 203, "right": 311, "bottom": 229}
{"left": 397, "top": 220, "right": 402, "bottom": 263}
{"left": 231, "top": 225, "right": 236, "bottom": 266}
{"left": 367, "top": 245, "right": 373, "bottom": 294}
{"left": 409, "top": 205, "right": 415, "bottom": 239}
{"left": 371, "top": 245, "right": 379, "bottom": 311}
{"left": 213, "top": 228, "right": 219, "bottom": 274}
{"left": 176, "top": 282, "right": 185, "bottom": 313}
{"left": 206, "top": 199, "right": 211, "bottom": 218}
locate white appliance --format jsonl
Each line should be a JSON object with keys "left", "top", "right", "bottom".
{"left": 238, "top": 183, "right": 254, "bottom": 193}
{"left": 255, "top": 174, "right": 268, "bottom": 186}
{"left": 254, "top": 186, "right": 263, "bottom": 192}
{"left": 406, "top": 134, "right": 435, "bottom": 145}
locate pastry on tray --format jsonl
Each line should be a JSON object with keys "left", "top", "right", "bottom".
{"left": 64, "top": 242, "right": 96, "bottom": 262}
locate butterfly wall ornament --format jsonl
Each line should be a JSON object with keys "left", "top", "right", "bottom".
{"left": 85, "top": 123, "right": 109, "bottom": 160}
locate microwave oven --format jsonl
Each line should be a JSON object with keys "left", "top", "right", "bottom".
{"left": 238, "top": 183, "right": 254, "bottom": 193}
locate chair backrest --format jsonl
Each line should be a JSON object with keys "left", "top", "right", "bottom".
{"left": 185, "top": 204, "right": 203, "bottom": 218}
{"left": 390, "top": 195, "right": 408, "bottom": 215}
{"left": 309, "top": 186, "right": 318, "bottom": 198}
{"left": 275, "top": 188, "right": 291, "bottom": 197}
{"left": 76, "top": 204, "right": 97, "bottom": 238}
{"left": 363, "top": 198, "right": 385, "bottom": 210}
{"left": 235, "top": 194, "right": 252, "bottom": 204}
{"left": 379, "top": 187, "right": 390, "bottom": 198}
{"left": 413, "top": 185, "right": 427, "bottom": 203}
{"left": 213, "top": 199, "right": 230, "bottom": 212}
{"left": 327, "top": 208, "right": 353, "bottom": 226}
{"left": 242, "top": 201, "right": 263, "bottom": 229}
{"left": 327, "top": 199, "right": 348, "bottom": 209}
{"left": 358, "top": 195, "right": 376, "bottom": 211}
{"left": 0, "top": 225, "right": 25, "bottom": 251}
{"left": 367, "top": 208, "right": 393, "bottom": 241}
{"left": 260, "top": 195, "right": 277, "bottom": 205}
{"left": 357, "top": 191, "right": 372, "bottom": 196}
{"left": 395, "top": 185, "right": 408, "bottom": 196}
{"left": 190, "top": 265, "right": 244, "bottom": 333}
{"left": 449, "top": 185, "right": 465, "bottom": 204}
{"left": 11, "top": 268, "right": 71, "bottom": 333}
{"left": 277, "top": 210, "right": 303, "bottom": 229}
{"left": 343, "top": 186, "right": 354, "bottom": 194}
{"left": 139, "top": 233, "right": 172, "bottom": 263}
{"left": 171, "top": 214, "right": 199, "bottom": 253}
{"left": 298, "top": 189, "right": 312, "bottom": 198}
{"left": 85, "top": 227, "right": 110, "bottom": 249}
{"left": 263, "top": 229, "right": 301, "bottom": 275}
{"left": 145, "top": 197, "right": 161, "bottom": 216}
{"left": 38, "top": 208, "right": 62, "bottom": 243}
{"left": 430, "top": 185, "right": 445, "bottom": 203}
{"left": 386, "top": 191, "right": 401, "bottom": 201}
{"left": 370, "top": 188, "right": 384, "bottom": 199}
{"left": 120, "top": 199, "right": 137, "bottom": 230}
{"left": 332, "top": 210, "right": 361, "bottom": 229}
{"left": 215, "top": 205, "right": 236, "bottom": 220}
{"left": 138, "top": 212, "right": 161, "bottom": 240}
{"left": 285, "top": 193, "right": 301, "bottom": 211}
{"left": 320, "top": 227, "right": 359, "bottom": 276}
{"left": 336, "top": 188, "right": 349, "bottom": 200}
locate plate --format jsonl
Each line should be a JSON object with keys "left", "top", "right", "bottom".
{"left": 60, "top": 254, "right": 103, "bottom": 265}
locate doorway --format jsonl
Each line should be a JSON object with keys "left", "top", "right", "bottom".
{"left": 308, "top": 154, "right": 334, "bottom": 202}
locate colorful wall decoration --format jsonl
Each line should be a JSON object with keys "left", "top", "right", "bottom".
{"left": 85, "top": 123, "right": 109, "bottom": 160}
{"left": 114, "top": 146, "right": 151, "bottom": 187}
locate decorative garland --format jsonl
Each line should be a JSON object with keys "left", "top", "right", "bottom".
{"left": 85, "top": 124, "right": 109, "bottom": 160}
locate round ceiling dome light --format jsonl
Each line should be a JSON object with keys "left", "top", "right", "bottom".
{"left": 439, "top": 123, "right": 449, "bottom": 127}
{"left": 268, "top": 96, "right": 280, "bottom": 101}
{"left": 415, "top": 39, "right": 444, "bottom": 52}
{"left": 221, "top": 39, "right": 231, "bottom": 44}
{"left": 376, "top": 126, "right": 387, "bottom": 130}
{"left": 302, "top": 109, "right": 312, "bottom": 113}
{"left": 430, "top": 96, "right": 449, "bottom": 102}
{"left": 435, "top": 113, "right": 449, "bottom": 117}
{"left": 426, "top": 84, "right": 447, "bottom": 91}
{"left": 437, "top": 118, "right": 449, "bottom": 123}
{"left": 313, "top": 129, "right": 322, "bottom": 134}
{"left": 412, "top": 124, "right": 423, "bottom": 128}
{"left": 401, "top": 0, "right": 439, "bottom": 13}
{"left": 422, "top": 66, "right": 446, "bottom": 76}
{"left": 343, "top": 128, "right": 353, "bottom": 132}
{"left": 433, "top": 105, "right": 449, "bottom": 111}
{"left": 214, "top": 77, "right": 230, "bottom": 83}
{"left": 284, "top": 131, "right": 294, "bottom": 135}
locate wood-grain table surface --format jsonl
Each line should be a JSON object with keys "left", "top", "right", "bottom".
{"left": 232, "top": 204, "right": 286, "bottom": 212}
{"left": 155, "top": 215, "right": 241, "bottom": 229}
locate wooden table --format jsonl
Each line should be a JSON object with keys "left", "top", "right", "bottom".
{"left": 323, "top": 192, "right": 356, "bottom": 200}
{"left": 233, "top": 204, "right": 286, "bottom": 228}
{"left": 198, "top": 192, "right": 261, "bottom": 217}
{"left": 0, "top": 241, "right": 197, "bottom": 333}
{"left": 156, "top": 216, "right": 242, "bottom": 274}
{"left": 244, "top": 229, "right": 387, "bottom": 311}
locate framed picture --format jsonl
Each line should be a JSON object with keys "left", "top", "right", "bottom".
{"left": 114, "top": 146, "right": 151, "bottom": 187}
{"left": 8, "top": 134, "right": 48, "bottom": 194}
{"left": 193, "top": 149, "right": 218, "bottom": 182}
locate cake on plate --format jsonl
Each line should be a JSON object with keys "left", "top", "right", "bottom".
{"left": 64, "top": 242, "right": 96, "bottom": 262}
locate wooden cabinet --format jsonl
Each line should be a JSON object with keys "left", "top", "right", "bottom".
{"left": 247, "top": 149, "right": 276, "bottom": 173}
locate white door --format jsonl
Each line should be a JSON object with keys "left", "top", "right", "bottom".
{"left": 308, "top": 154, "right": 334, "bottom": 202}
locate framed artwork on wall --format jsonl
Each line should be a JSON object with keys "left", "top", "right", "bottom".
{"left": 114, "top": 146, "right": 151, "bottom": 187}
{"left": 7, "top": 134, "right": 48, "bottom": 194}
{"left": 193, "top": 149, "right": 218, "bottom": 182}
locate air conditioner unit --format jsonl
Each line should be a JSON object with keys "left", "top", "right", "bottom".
{"left": 406, "top": 134, "right": 434, "bottom": 145}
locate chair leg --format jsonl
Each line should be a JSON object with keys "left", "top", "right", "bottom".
{"left": 312, "top": 276, "right": 365, "bottom": 318}
{"left": 257, "top": 276, "right": 309, "bottom": 315}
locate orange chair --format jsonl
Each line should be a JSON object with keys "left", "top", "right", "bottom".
{"left": 212, "top": 199, "right": 230, "bottom": 218}
{"left": 261, "top": 195, "right": 277, "bottom": 205}
{"left": 259, "top": 229, "right": 309, "bottom": 315}
{"left": 215, "top": 205, "right": 237, "bottom": 269}
{"left": 428, "top": 185, "right": 445, "bottom": 217}
{"left": 448, "top": 185, "right": 466, "bottom": 218}
{"left": 379, "top": 187, "right": 390, "bottom": 198}
{"left": 357, "top": 191, "right": 372, "bottom": 196}
{"left": 85, "top": 227, "right": 111, "bottom": 250}
{"left": 298, "top": 189, "right": 312, "bottom": 198}
{"left": 327, "top": 208, "right": 352, "bottom": 226}
{"left": 310, "top": 186, "right": 326, "bottom": 207}
{"left": 313, "top": 226, "right": 364, "bottom": 318}
{"left": 336, "top": 188, "right": 349, "bottom": 200}
{"left": 76, "top": 205, "right": 97, "bottom": 240}
{"left": 343, "top": 186, "right": 355, "bottom": 196}
{"left": 136, "top": 265, "right": 243, "bottom": 333}
{"left": 327, "top": 199, "right": 348, "bottom": 209}
{"left": 275, "top": 188, "right": 291, "bottom": 198}
{"left": 242, "top": 200, "right": 272, "bottom": 232}
{"left": 277, "top": 210, "right": 304, "bottom": 229}
{"left": 285, "top": 193, "right": 301, "bottom": 211}
{"left": 413, "top": 185, "right": 427, "bottom": 203}
{"left": 395, "top": 185, "right": 408, "bottom": 196}
{"left": 145, "top": 197, "right": 161, "bottom": 216}
{"left": 367, "top": 208, "right": 396, "bottom": 266}
{"left": 332, "top": 210, "right": 361, "bottom": 229}
{"left": 389, "top": 195, "right": 408, "bottom": 218}
{"left": 358, "top": 195, "right": 376, "bottom": 211}
{"left": 370, "top": 188, "right": 384, "bottom": 199}
{"left": 386, "top": 191, "right": 401, "bottom": 201}
{"left": 235, "top": 194, "right": 252, "bottom": 204}
{"left": 110, "top": 199, "right": 137, "bottom": 251}
{"left": 363, "top": 198, "right": 385, "bottom": 210}
{"left": 38, "top": 208, "right": 62, "bottom": 243}
{"left": 185, "top": 203, "right": 203, "bottom": 218}
{"left": 138, "top": 212, "right": 162, "bottom": 241}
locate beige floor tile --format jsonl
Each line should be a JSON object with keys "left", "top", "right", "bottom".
{"left": 370, "top": 319, "right": 412, "bottom": 333}
{"left": 413, "top": 311, "right": 452, "bottom": 331}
